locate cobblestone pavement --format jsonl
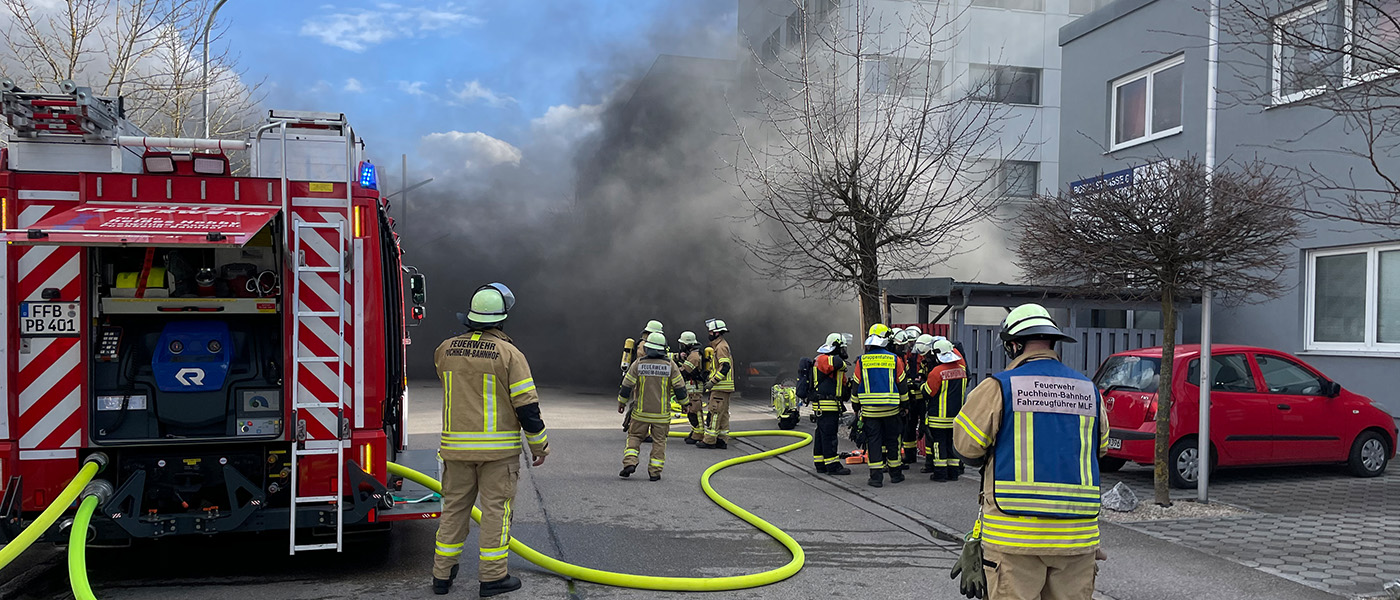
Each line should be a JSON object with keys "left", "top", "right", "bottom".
{"left": 1103, "top": 462, "right": 1399, "bottom": 598}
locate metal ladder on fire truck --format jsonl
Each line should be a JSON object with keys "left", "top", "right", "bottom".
{"left": 258, "top": 111, "right": 356, "bottom": 554}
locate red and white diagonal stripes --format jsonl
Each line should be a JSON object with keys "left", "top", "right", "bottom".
{"left": 14, "top": 202, "right": 83, "bottom": 450}
{"left": 293, "top": 209, "right": 354, "bottom": 442}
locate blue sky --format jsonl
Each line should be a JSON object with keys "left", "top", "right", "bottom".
{"left": 219, "top": 1, "right": 737, "bottom": 176}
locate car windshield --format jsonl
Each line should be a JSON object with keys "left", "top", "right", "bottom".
{"left": 1094, "top": 355, "right": 1162, "bottom": 394}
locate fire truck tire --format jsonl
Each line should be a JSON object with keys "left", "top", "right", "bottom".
{"left": 387, "top": 428, "right": 811, "bottom": 591}
{"left": 0, "top": 455, "right": 104, "bottom": 571}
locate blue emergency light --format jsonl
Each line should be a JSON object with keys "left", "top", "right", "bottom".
{"left": 359, "top": 160, "right": 378, "bottom": 190}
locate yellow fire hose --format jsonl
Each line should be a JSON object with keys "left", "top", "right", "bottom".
{"left": 68, "top": 494, "right": 100, "bottom": 600}
{"left": 387, "top": 428, "right": 812, "bottom": 591}
{"left": 0, "top": 454, "right": 106, "bottom": 571}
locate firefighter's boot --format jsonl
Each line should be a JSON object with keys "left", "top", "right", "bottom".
{"left": 921, "top": 456, "right": 937, "bottom": 473}
{"left": 867, "top": 471, "right": 883, "bottom": 488}
{"left": 714, "top": 439, "right": 727, "bottom": 450}
{"left": 432, "top": 565, "right": 458, "bottom": 595}
{"left": 947, "top": 467, "right": 960, "bottom": 482}
{"left": 480, "top": 574, "right": 523, "bottom": 597}
{"left": 684, "top": 437, "right": 698, "bottom": 445}
{"left": 889, "top": 468, "right": 905, "bottom": 484}
{"left": 619, "top": 465, "right": 636, "bottom": 478}
{"left": 815, "top": 462, "right": 829, "bottom": 474}
{"left": 827, "top": 463, "right": 851, "bottom": 475}
{"left": 930, "top": 467, "right": 948, "bottom": 482}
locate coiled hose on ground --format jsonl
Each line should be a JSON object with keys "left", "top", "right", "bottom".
{"left": 387, "top": 427, "right": 812, "bottom": 591}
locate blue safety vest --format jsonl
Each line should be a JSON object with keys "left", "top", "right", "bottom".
{"left": 853, "top": 349, "right": 901, "bottom": 417}
{"left": 990, "top": 358, "right": 1103, "bottom": 519}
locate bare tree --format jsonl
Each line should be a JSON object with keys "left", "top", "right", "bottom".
{"left": 0, "top": 0, "right": 264, "bottom": 140}
{"left": 1220, "top": 0, "right": 1400, "bottom": 227}
{"left": 728, "top": 0, "right": 1025, "bottom": 332}
{"left": 1016, "top": 157, "right": 1304, "bottom": 506}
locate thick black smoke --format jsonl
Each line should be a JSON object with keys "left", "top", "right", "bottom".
{"left": 400, "top": 44, "right": 854, "bottom": 388}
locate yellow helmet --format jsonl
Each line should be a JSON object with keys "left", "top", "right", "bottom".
{"left": 643, "top": 332, "right": 667, "bottom": 351}
{"left": 1000, "top": 303, "right": 1076, "bottom": 343}
{"left": 459, "top": 282, "right": 514, "bottom": 326}
{"left": 867, "top": 323, "right": 890, "bottom": 337}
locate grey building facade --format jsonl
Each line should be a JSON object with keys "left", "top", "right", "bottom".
{"left": 1058, "top": 0, "right": 1400, "bottom": 415}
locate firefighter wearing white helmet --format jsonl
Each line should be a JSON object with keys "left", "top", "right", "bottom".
{"left": 850, "top": 323, "right": 908, "bottom": 487}
{"left": 810, "top": 332, "right": 852, "bottom": 475}
{"left": 675, "top": 331, "right": 709, "bottom": 444}
{"left": 619, "top": 320, "right": 664, "bottom": 440}
{"left": 617, "top": 332, "right": 687, "bottom": 481}
{"left": 898, "top": 328, "right": 928, "bottom": 470}
{"left": 697, "top": 319, "right": 734, "bottom": 449}
{"left": 921, "top": 338, "right": 967, "bottom": 482}
{"left": 948, "top": 304, "right": 1108, "bottom": 600}
{"left": 434, "top": 283, "right": 548, "bottom": 597}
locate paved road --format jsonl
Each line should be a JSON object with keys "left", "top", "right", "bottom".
{"left": 1, "top": 383, "right": 1380, "bottom": 599}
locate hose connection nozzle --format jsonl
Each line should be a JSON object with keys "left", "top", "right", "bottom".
{"left": 83, "top": 452, "right": 110, "bottom": 473}
{"left": 81, "top": 480, "right": 115, "bottom": 505}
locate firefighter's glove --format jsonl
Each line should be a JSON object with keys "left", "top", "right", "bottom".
{"left": 949, "top": 533, "right": 988, "bottom": 599}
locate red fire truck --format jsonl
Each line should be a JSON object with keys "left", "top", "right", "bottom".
{"left": 0, "top": 80, "right": 436, "bottom": 553}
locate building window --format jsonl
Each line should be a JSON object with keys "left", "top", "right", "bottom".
{"left": 761, "top": 29, "right": 781, "bottom": 65}
{"left": 971, "top": 0, "right": 1045, "bottom": 11}
{"left": 1272, "top": 0, "right": 1400, "bottom": 104}
{"left": 999, "top": 160, "right": 1039, "bottom": 198}
{"left": 864, "top": 55, "right": 942, "bottom": 97}
{"left": 1069, "top": 0, "right": 1114, "bottom": 15}
{"left": 970, "top": 65, "right": 1042, "bottom": 105}
{"left": 1110, "top": 56, "right": 1184, "bottom": 150}
{"left": 1306, "top": 243, "right": 1400, "bottom": 353}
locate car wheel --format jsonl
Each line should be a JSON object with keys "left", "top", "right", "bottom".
{"left": 1168, "top": 439, "right": 1208, "bottom": 489}
{"left": 1099, "top": 456, "right": 1127, "bottom": 473}
{"left": 1347, "top": 431, "right": 1390, "bottom": 477}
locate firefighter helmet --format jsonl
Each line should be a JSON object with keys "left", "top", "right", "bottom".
{"left": 933, "top": 339, "right": 960, "bottom": 363}
{"left": 459, "top": 282, "right": 514, "bottom": 326}
{"left": 903, "top": 325, "right": 922, "bottom": 339}
{"left": 913, "top": 334, "right": 936, "bottom": 355}
{"left": 643, "top": 332, "right": 667, "bottom": 351}
{"left": 867, "top": 323, "right": 890, "bottom": 338}
{"left": 891, "top": 329, "right": 912, "bottom": 346}
{"left": 706, "top": 318, "right": 728, "bottom": 334}
{"left": 645, "top": 320, "right": 664, "bottom": 335}
{"left": 863, "top": 334, "right": 888, "bottom": 348}
{"left": 1000, "top": 303, "right": 1076, "bottom": 343}
{"left": 679, "top": 331, "right": 699, "bottom": 346}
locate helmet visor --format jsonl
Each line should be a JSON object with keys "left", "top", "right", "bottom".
{"left": 477, "top": 282, "right": 515, "bottom": 316}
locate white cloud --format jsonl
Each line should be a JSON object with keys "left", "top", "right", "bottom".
{"left": 530, "top": 103, "right": 604, "bottom": 147}
{"left": 398, "top": 80, "right": 433, "bottom": 98}
{"left": 420, "top": 131, "right": 523, "bottom": 172}
{"left": 344, "top": 78, "right": 365, "bottom": 93}
{"left": 451, "top": 80, "right": 516, "bottom": 107}
{"left": 300, "top": 3, "right": 483, "bottom": 52}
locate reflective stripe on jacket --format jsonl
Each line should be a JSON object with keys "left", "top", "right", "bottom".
{"left": 435, "top": 329, "right": 548, "bottom": 461}
{"left": 619, "top": 357, "right": 687, "bottom": 424}
{"left": 923, "top": 361, "right": 967, "bottom": 428}
{"left": 709, "top": 337, "right": 735, "bottom": 392}
{"left": 851, "top": 349, "right": 905, "bottom": 417}
{"left": 812, "top": 353, "right": 846, "bottom": 412}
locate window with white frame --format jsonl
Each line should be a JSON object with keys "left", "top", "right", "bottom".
{"left": 864, "top": 55, "right": 942, "bottom": 97}
{"left": 999, "top": 161, "right": 1039, "bottom": 198}
{"left": 1272, "top": 0, "right": 1400, "bottom": 104}
{"left": 970, "top": 64, "right": 1042, "bottom": 105}
{"left": 1110, "top": 56, "right": 1184, "bottom": 150}
{"left": 1306, "top": 243, "right": 1400, "bottom": 353}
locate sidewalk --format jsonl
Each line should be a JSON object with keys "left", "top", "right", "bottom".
{"left": 728, "top": 397, "right": 1348, "bottom": 600}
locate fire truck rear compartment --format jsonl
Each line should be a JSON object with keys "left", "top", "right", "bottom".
{"left": 90, "top": 244, "right": 284, "bottom": 444}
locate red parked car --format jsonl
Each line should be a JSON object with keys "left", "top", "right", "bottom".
{"left": 1093, "top": 345, "right": 1397, "bottom": 488}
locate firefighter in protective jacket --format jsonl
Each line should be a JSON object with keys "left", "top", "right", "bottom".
{"left": 433, "top": 283, "right": 549, "bottom": 598}
{"left": 618, "top": 332, "right": 688, "bottom": 481}
{"left": 811, "top": 333, "right": 852, "bottom": 475}
{"left": 619, "top": 320, "right": 664, "bottom": 439}
{"left": 922, "top": 338, "right": 967, "bottom": 481}
{"left": 850, "top": 324, "right": 907, "bottom": 488}
{"left": 676, "top": 331, "right": 708, "bottom": 444}
{"left": 697, "top": 319, "right": 734, "bottom": 449}
{"left": 900, "top": 326, "right": 928, "bottom": 469}
{"left": 950, "top": 304, "right": 1108, "bottom": 600}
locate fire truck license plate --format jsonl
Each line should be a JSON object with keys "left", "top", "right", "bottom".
{"left": 1107, "top": 437, "right": 1122, "bottom": 450}
{"left": 19, "top": 302, "right": 80, "bottom": 336}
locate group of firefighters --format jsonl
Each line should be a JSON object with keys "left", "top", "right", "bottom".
{"left": 614, "top": 318, "right": 735, "bottom": 481}
{"left": 806, "top": 325, "right": 968, "bottom": 487}
{"left": 429, "top": 281, "right": 1106, "bottom": 600}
